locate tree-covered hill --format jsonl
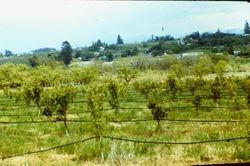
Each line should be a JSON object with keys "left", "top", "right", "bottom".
{"left": 1, "top": 29, "right": 250, "bottom": 67}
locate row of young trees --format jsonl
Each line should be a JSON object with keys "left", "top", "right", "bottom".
{"left": 132, "top": 70, "right": 250, "bottom": 129}
{"left": 0, "top": 64, "right": 129, "bottom": 134}
{"left": 0, "top": 62, "right": 249, "bottom": 133}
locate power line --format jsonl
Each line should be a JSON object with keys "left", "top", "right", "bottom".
{"left": 0, "top": 106, "right": 36, "bottom": 112}
{"left": 0, "top": 118, "right": 245, "bottom": 124}
{"left": 1, "top": 136, "right": 248, "bottom": 160}
{"left": 0, "top": 120, "right": 59, "bottom": 124}
{"left": 103, "top": 136, "right": 249, "bottom": 145}
{"left": 1, "top": 136, "right": 97, "bottom": 160}
{"left": 0, "top": 105, "right": 247, "bottom": 113}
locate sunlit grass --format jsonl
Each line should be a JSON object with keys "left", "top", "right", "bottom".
{"left": 0, "top": 83, "right": 249, "bottom": 165}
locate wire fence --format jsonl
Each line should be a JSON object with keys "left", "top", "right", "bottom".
{"left": 0, "top": 104, "right": 248, "bottom": 119}
{"left": 0, "top": 90, "right": 248, "bottom": 161}
{"left": 0, "top": 105, "right": 248, "bottom": 114}
{"left": 0, "top": 118, "right": 246, "bottom": 125}
{"left": 102, "top": 136, "right": 249, "bottom": 145}
{"left": 0, "top": 91, "right": 248, "bottom": 106}
{"left": 1, "top": 136, "right": 97, "bottom": 160}
{"left": 1, "top": 135, "right": 248, "bottom": 160}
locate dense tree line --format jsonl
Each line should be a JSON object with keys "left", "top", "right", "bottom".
{"left": 32, "top": 48, "right": 56, "bottom": 53}
{"left": 147, "top": 30, "right": 250, "bottom": 56}
{"left": 183, "top": 30, "right": 246, "bottom": 47}
{"left": 2, "top": 21, "right": 250, "bottom": 66}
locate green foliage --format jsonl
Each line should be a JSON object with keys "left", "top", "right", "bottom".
{"left": 169, "top": 63, "right": 185, "bottom": 79}
{"left": 215, "top": 60, "right": 228, "bottom": 79}
{"left": 76, "top": 50, "right": 95, "bottom": 61}
{"left": 98, "top": 50, "right": 115, "bottom": 62}
{"left": 147, "top": 102, "right": 168, "bottom": 131}
{"left": 132, "top": 72, "right": 164, "bottom": 99}
{"left": 88, "top": 40, "right": 107, "bottom": 52}
{"left": 84, "top": 82, "right": 107, "bottom": 137}
{"left": 32, "top": 47, "right": 56, "bottom": 53}
{"left": 121, "top": 47, "right": 139, "bottom": 57}
{"left": 148, "top": 41, "right": 182, "bottom": 56}
{"left": 153, "top": 35, "right": 175, "bottom": 42}
{"left": 225, "top": 76, "right": 237, "bottom": 100}
{"left": 161, "top": 54, "right": 180, "bottom": 69}
{"left": 192, "top": 93, "right": 202, "bottom": 116}
{"left": 210, "top": 77, "right": 222, "bottom": 104}
{"left": 104, "top": 76, "right": 127, "bottom": 111}
{"left": 17, "top": 75, "right": 44, "bottom": 107}
{"left": 106, "top": 44, "right": 119, "bottom": 51}
{"left": 244, "top": 21, "right": 250, "bottom": 34}
{"left": 184, "top": 30, "right": 243, "bottom": 49}
{"left": 0, "top": 63, "right": 28, "bottom": 97}
{"left": 208, "top": 53, "right": 229, "bottom": 64}
{"left": 117, "top": 34, "right": 124, "bottom": 45}
{"left": 132, "top": 71, "right": 170, "bottom": 130}
{"left": 0, "top": 56, "right": 249, "bottom": 164}
{"left": 4, "top": 49, "right": 13, "bottom": 57}
{"left": 14, "top": 66, "right": 73, "bottom": 121}
{"left": 224, "top": 76, "right": 241, "bottom": 109}
{"left": 166, "top": 74, "right": 179, "bottom": 99}
{"left": 28, "top": 55, "right": 40, "bottom": 67}
{"left": 130, "top": 56, "right": 152, "bottom": 71}
{"left": 105, "top": 50, "right": 114, "bottom": 62}
{"left": 193, "top": 55, "right": 213, "bottom": 78}
{"left": 243, "top": 78, "right": 250, "bottom": 106}
{"left": 58, "top": 41, "right": 73, "bottom": 66}
{"left": 117, "top": 65, "right": 139, "bottom": 83}
{"left": 40, "top": 85, "right": 76, "bottom": 126}
{"left": 186, "top": 78, "right": 206, "bottom": 97}
{"left": 69, "top": 66, "right": 99, "bottom": 85}
{"left": 227, "top": 45, "right": 234, "bottom": 55}
{"left": 130, "top": 54, "right": 183, "bottom": 71}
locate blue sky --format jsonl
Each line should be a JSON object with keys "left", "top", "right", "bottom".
{"left": 0, "top": 0, "right": 249, "bottom": 54}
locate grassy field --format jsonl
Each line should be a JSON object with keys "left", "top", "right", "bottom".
{"left": 0, "top": 82, "right": 249, "bottom": 165}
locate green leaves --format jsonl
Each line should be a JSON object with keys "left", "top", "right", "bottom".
{"left": 58, "top": 41, "right": 73, "bottom": 66}
{"left": 40, "top": 86, "right": 76, "bottom": 118}
{"left": 215, "top": 60, "right": 228, "bottom": 79}
{"left": 193, "top": 55, "right": 213, "bottom": 79}
{"left": 0, "top": 63, "right": 28, "bottom": 94}
{"left": 132, "top": 71, "right": 165, "bottom": 99}
{"left": 210, "top": 76, "right": 222, "bottom": 103}
{"left": 84, "top": 82, "right": 106, "bottom": 137}
{"left": 117, "top": 65, "right": 138, "bottom": 83}
{"left": 69, "top": 66, "right": 99, "bottom": 85}
{"left": 147, "top": 102, "right": 168, "bottom": 131}
{"left": 104, "top": 76, "right": 127, "bottom": 111}
{"left": 243, "top": 77, "right": 250, "bottom": 106}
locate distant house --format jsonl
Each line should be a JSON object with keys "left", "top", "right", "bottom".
{"left": 174, "top": 54, "right": 182, "bottom": 58}
{"left": 233, "top": 50, "right": 241, "bottom": 55}
{"left": 76, "top": 61, "right": 92, "bottom": 67}
{"left": 94, "top": 52, "right": 100, "bottom": 57}
{"left": 77, "top": 57, "right": 82, "bottom": 61}
{"left": 146, "top": 52, "right": 152, "bottom": 57}
{"left": 215, "top": 53, "right": 224, "bottom": 56}
{"left": 182, "top": 52, "right": 203, "bottom": 57}
{"left": 177, "top": 38, "right": 185, "bottom": 45}
{"left": 99, "top": 46, "right": 105, "bottom": 52}
{"left": 0, "top": 57, "right": 10, "bottom": 61}
{"left": 103, "top": 61, "right": 113, "bottom": 65}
